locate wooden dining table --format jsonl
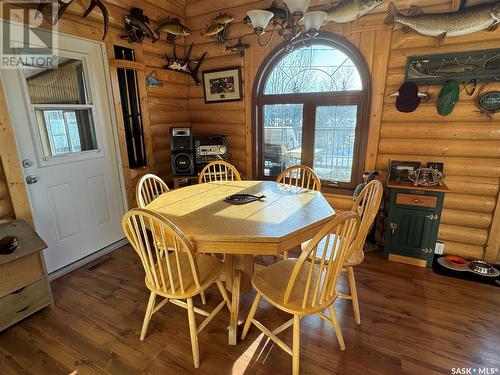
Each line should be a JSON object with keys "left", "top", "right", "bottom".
{"left": 146, "top": 180, "right": 335, "bottom": 345}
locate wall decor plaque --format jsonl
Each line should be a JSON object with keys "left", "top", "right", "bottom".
{"left": 203, "top": 67, "right": 243, "bottom": 103}
{"left": 405, "top": 48, "right": 500, "bottom": 85}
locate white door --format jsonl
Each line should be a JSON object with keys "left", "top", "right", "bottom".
{"left": 1, "top": 33, "right": 126, "bottom": 273}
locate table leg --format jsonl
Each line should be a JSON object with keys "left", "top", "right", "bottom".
{"left": 224, "top": 254, "right": 254, "bottom": 345}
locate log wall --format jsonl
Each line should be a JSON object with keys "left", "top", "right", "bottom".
{"left": 185, "top": 0, "right": 500, "bottom": 261}
{"left": 380, "top": 25, "right": 500, "bottom": 261}
{"left": 0, "top": 0, "right": 188, "bottom": 209}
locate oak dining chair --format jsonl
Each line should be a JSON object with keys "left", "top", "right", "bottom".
{"left": 276, "top": 165, "right": 322, "bottom": 192}
{"left": 136, "top": 174, "right": 169, "bottom": 208}
{"left": 122, "top": 208, "right": 231, "bottom": 368}
{"left": 301, "top": 179, "right": 383, "bottom": 324}
{"left": 276, "top": 165, "right": 322, "bottom": 259}
{"left": 241, "top": 211, "right": 360, "bottom": 375}
{"left": 198, "top": 161, "right": 241, "bottom": 184}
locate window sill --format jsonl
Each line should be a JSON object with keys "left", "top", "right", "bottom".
{"left": 321, "top": 187, "right": 354, "bottom": 197}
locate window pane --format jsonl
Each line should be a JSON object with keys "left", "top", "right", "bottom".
{"left": 35, "top": 109, "right": 97, "bottom": 157}
{"left": 264, "top": 45, "right": 362, "bottom": 95}
{"left": 263, "top": 104, "right": 303, "bottom": 177}
{"left": 23, "top": 59, "right": 89, "bottom": 104}
{"left": 314, "top": 106, "right": 358, "bottom": 183}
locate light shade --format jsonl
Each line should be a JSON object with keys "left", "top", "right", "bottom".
{"left": 247, "top": 10, "right": 274, "bottom": 30}
{"left": 303, "top": 11, "right": 327, "bottom": 31}
{"left": 283, "top": 0, "right": 311, "bottom": 14}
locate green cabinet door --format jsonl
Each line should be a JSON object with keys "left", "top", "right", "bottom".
{"left": 390, "top": 207, "right": 436, "bottom": 265}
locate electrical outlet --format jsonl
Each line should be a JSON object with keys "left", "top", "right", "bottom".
{"left": 435, "top": 241, "right": 445, "bottom": 255}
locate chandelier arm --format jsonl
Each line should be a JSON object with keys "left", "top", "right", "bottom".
{"left": 257, "top": 23, "right": 277, "bottom": 47}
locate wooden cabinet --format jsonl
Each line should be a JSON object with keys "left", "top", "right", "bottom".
{"left": 0, "top": 220, "right": 53, "bottom": 331}
{"left": 384, "top": 181, "right": 448, "bottom": 267}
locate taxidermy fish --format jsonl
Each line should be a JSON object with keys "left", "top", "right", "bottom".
{"left": 202, "top": 23, "right": 225, "bottom": 36}
{"left": 158, "top": 18, "right": 191, "bottom": 42}
{"left": 226, "top": 38, "right": 250, "bottom": 57}
{"left": 243, "top": 2, "right": 288, "bottom": 24}
{"left": 213, "top": 13, "right": 234, "bottom": 25}
{"left": 428, "top": 64, "right": 478, "bottom": 75}
{"left": 123, "top": 8, "right": 159, "bottom": 44}
{"left": 325, "top": 0, "right": 383, "bottom": 23}
{"left": 384, "top": 2, "right": 500, "bottom": 46}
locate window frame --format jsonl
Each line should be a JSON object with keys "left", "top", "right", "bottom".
{"left": 252, "top": 33, "right": 371, "bottom": 193}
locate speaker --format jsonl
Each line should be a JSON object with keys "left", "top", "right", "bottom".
{"left": 171, "top": 128, "right": 194, "bottom": 176}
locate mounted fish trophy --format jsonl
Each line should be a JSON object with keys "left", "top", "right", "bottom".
{"left": 164, "top": 43, "right": 207, "bottom": 85}
{"left": 36, "top": 0, "right": 109, "bottom": 40}
{"left": 122, "top": 8, "right": 159, "bottom": 43}
{"left": 202, "top": 13, "right": 234, "bottom": 44}
{"left": 226, "top": 38, "right": 250, "bottom": 57}
{"left": 158, "top": 18, "right": 191, "bottom": 43}
{"left": 324, "top": 0, "right": 383, "bottom": 24}
{"left": 384, "top": 2, "right": 500, "bottom": 47}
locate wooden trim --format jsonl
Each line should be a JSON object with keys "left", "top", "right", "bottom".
{"left": 388, "top": 254, "right": 427, "bottom": 268}
{"left": 251, "top": 32, "right": 372, "bottom": 192}
{"left": 0, "top": 80, "right": 32, "bottom": 224}
{"left": 485, "top": 180, "right": 500, "bottom": 263}
{"left": 109, "top": 60, "right": 146, "bottom": 71}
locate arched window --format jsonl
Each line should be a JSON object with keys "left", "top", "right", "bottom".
{"left": 253, "top": 34, "right": 371, "bottom": 191}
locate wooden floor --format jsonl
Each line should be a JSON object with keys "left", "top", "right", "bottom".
{"left": 1, "top": 246, "right": 499, "bottom": 375}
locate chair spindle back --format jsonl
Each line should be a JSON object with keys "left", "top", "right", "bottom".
{"left": 350, "top": 180, "right": 383, "bottom": 259}
{"left": 122, "top": 209, "right": 201, "bottom": 296}
{"left": 285, "top": 211, "right": 360, "bottom": 310}
{"left": 276, "top": 165, "right": 321, "bottom": 191}
{"left": 136, "top": 174, "right": 169, "bottom": 208}
{"left": 198, "top": 161, "right": 241, "bottom": 184}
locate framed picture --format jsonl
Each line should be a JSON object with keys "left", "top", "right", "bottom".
{"left": 203, "top": 67, "right": 243, "bottom": 104}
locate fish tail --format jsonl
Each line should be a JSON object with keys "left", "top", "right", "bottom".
{"left": 384, "top": 2, "right": 399, "bottom": 25}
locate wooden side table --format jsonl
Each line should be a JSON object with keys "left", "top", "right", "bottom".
{"left": 0, "top": 220, "right": 53, "bottom": 331}
{"left": 384, "top": 180, "right": 449, "bottom": 267}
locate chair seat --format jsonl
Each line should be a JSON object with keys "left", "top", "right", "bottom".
{"left": 146, "top": 253, "right": 223, "bottom": 299}
{"left": 252, "top": 259, "right": 336, "bottom": 315}
{"left": 301, "top": 237, "right": 364, "bottom": 266}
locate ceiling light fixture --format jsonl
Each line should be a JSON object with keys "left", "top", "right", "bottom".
{"left": 246, "top": 0, "right": 327, "bottom": 52}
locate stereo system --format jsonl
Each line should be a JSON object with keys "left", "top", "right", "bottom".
{"left": 170, "top": 128, "right": 228, "bottom": 176}
{"left": 194, "top": 135, "right": 228, "bottom": 173}
{"left": 170, "top": 128, "right": 194, "bottom": 176}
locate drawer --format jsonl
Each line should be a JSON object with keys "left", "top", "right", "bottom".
{"left": 0, "top": 252, "right": 44, "bottom": 296}
{"left": 396, "top": 193, "right": 437, "bottom": 208}
{"left": 0, "top": 278, "right": 51, "bottom": 331}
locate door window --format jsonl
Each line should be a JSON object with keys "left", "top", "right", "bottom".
{"left": 23, "top": 58, "right": 99, "bottom": 161}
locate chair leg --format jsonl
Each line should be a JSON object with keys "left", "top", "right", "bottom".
{"left": 347, "top": 266, "right": 360, "bottom": 325}
{"left": 241, "top": 292, "right": 261, "bottom": 340}
{"left": 200, "top": 291, "right": 207, "bottom": 305}
{"left": 140, "top": 291, "right": 157, "bottom": 341}
{"left": 187, "top": 298, "right": 200, "bottom": 368}
{"left": 292, "top": 314, "right": 300, "bottom": 375}
{"left": 283, "top": 251, "right": 289, "bottom": 260}
{"left": 328, "top": 305, "right": 345, "bottom": 351}
{"left": 216, "top": 278, "right": 231, "bottom": 312}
